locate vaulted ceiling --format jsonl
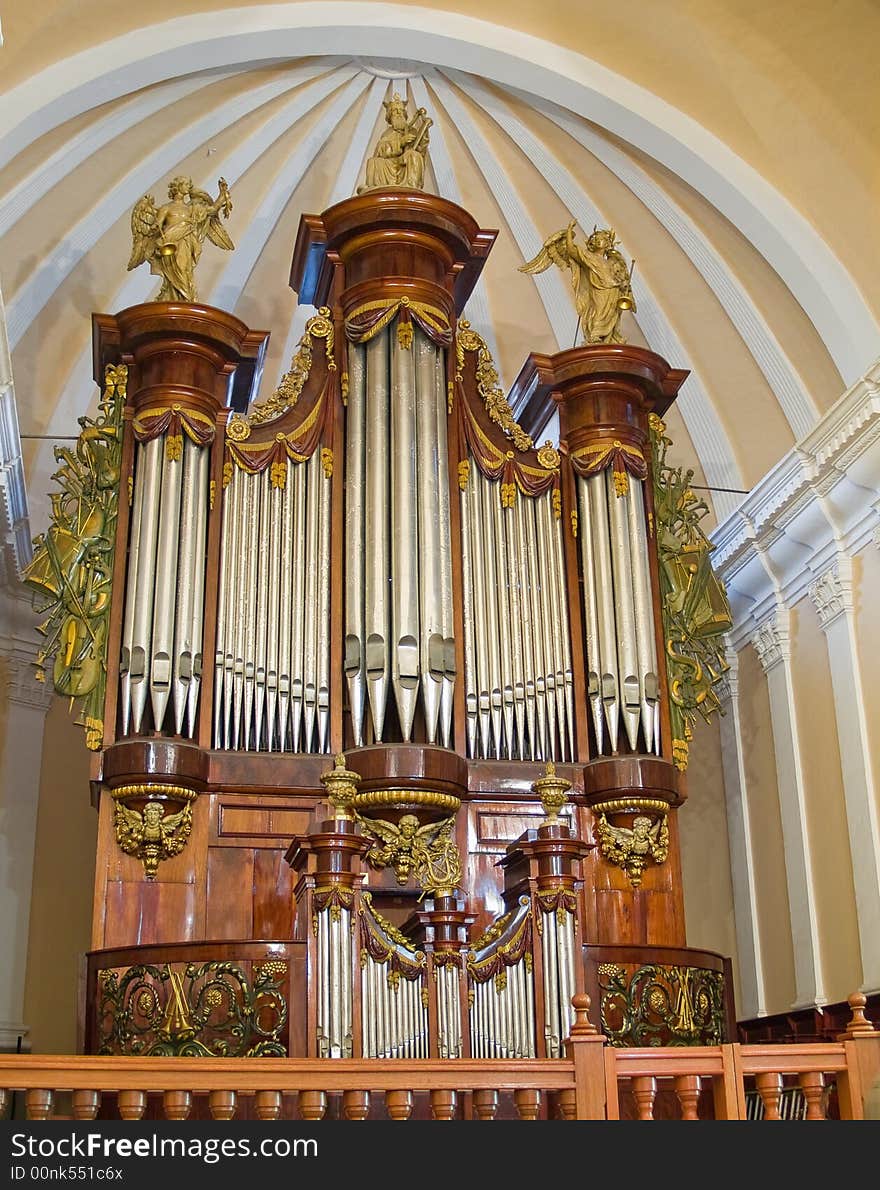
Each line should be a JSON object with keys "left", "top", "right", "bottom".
{"left": 1, "top": 2, "right": 877, "bottom": 569}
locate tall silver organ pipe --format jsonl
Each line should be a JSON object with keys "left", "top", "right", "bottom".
{"left": 119, "top": 435, "right": 209, "bottom": 737}
{"left": 577, "top": 472, "right": 660, "bottom": 755}
{"left": 345, "top": 323, "right": 454, "bottom": 744}
{"left": 213, "top": 452, "right": 332, "bottom": 753}
{"left": 460, "top": 466, "right": 573, "bottom": 761}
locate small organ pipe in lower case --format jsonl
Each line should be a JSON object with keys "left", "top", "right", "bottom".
{"left": 436, "top": 963, "right": 463, "bottom": 1059}
{"left": 467, "top": 960, "right": 536, "bottom": 1059}
{"left": 213, "top": 454, "right": 331, "bottom": 753}
{"left": 541, "top": 908, "right": 576, "bottom": 1059}
{"left": 577, "top": 472, "right": 660, "bottom": 755}
{"left": 360, "top": 956, "right": 428, "bottom": 1059}
{"left": 315, "top": 906, "right": 352, "bottom": 1059}
{"left": 461, "top": 466, "right": 573, "bottom": 761}
{"left": 119, "top": 436, "right": 209, "bottom": 737}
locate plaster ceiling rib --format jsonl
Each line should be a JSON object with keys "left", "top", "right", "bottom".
{"left": 409, "top": 74, "right": 499, "bottom": 367}
{"left": 209, "top": 72, "right": 372, "bottom": 312}
{"left": 526, "top": 94, "right": 821, "bottom": 440}
{"left": 272, "top": 74, "right": 388, "bottom": 388}
{"left": 426, "top": 74, "right": 572, "bottom": 353}
{"left": 0, "top": 71, "right": 243, "bottom": 239}
{"left": 443, "top": 70, "right": 744, "bottom": 519}
{"left": 4, "top": 61, "right": 344, "bottom": 352}
{"left": 23, "top": 66, "right": 363, "bottom": 515}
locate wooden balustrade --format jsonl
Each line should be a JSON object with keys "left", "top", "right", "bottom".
{"left": 3, "top": 996, "right": 876, "bottom": 1121}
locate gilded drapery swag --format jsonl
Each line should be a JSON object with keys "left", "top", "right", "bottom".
{"left": 249, "top": 307, "right": 336, "bottom": 426}
{"left": 22, "top": 363, "right": 125, "bottom": 750}
{"left": 359, "top": 892, "right": 426, "bottom": 984}
{"left": 454, "top": 320, "right": 532, "bottom": 452}
{"left": 650, "top": 413, "right": 732, "bottom": 770}
{"left": 131, "top": 405, "right": 215, "bottom": 460}
{"left": 466, "top": 897, "right": 533, "bottom": 988}
{"left": 458, "top": 394, "right": 558, "bottom": 503}
{"left": 345, "top": 295, "right": 453, "bottom": 349}
{"left": 569, "top": 437, "right": 647, "bottom": 497}
{"left": 224, "top": 374, "right": 334, "bottom": 486}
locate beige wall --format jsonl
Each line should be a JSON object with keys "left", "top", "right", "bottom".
{"left": 789, "top": 598, "right": 862, "bottom": 1005}
{"left": 22, "top": 698, "right": 96, "bottom": 1054}
{"left": 678, "top": 712, "right": 741, "bottom": 1009}
{"left": 854, "top": 547, "right": 880, "bottom": 803}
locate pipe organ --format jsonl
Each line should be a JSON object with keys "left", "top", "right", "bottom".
{"left": 30, "top": 174, "right": 735, "bottom": 1082}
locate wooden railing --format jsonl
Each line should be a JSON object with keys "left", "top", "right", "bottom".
{"left": 3, "top": 995, "right": 878, "bottom": 1121}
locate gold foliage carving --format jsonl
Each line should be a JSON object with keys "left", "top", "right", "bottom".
{"left": 456, "top": 320, "right": 533, "bottom": 452}
{"left": 112, "top": 785, "right": 197, "bottom": 880}
{"left": 650, "top": 415, "right": 732, "bottom": 769}
{"left": 595, "top": 811, "right": 668, "bottom": 888}
{"left": 248, "top": 308, "right": 335, "bottom": 427}
{"left": 22, "top": 364, "right": 125, "bottom": 750}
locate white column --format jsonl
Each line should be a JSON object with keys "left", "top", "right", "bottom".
{"left": 0, "top": 604, "right": 53, "bottom": 1052}
{"left": 809, "top": 556, "right": 880, "bottom": 992}
{"left": 716, "top": 650, "right": 766, "bottom": 1019}
{"left": 751, "top": 609, "right": 826, "bottom": 1009}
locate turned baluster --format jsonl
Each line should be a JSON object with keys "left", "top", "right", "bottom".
{"left": 26, "top": 1090, "right": 53, "bottom": 1120}
{"left": 630, "top": 1076, "right": 657, "bottom": 1121}
{"left": 298, "top": 1091, "right": 327, "bottom": 1120}
{"left": 385, "top": 1090, "right": 413, "bottom": 1120}
{"left": 755, "top": 1072, "right": 783, "bottom": 1120}
{"left": 163, "top": 1090, "right": 192, "bottom": 1120}
{"left": 841, "top": 991, "right": 876, "bottom": 1037}
{"left": 673, "top": 1075, "right": 701, "bottom": 1120}
{"left": 554, "top": 1089, "right": 576, "bottom": 1120}
{"left": 430, "top": 1089, "right": 457, "bottom": 1120}
{"left": 254, "top": 1091, "right": 283, "bottom": 1121}
{"left": 0, "top": 1089, "right": 8, "bottom": 1118}
{"left": 72, "top": 1090, "right": 101, "bottom": 1120}
{"left": 799, "top": 1072, "right": 826, "bottom": 1120}
{"left": 209, "top": 1091, "right": 238, "bottom": 1120}
{"left": 117, "top": 1090, "right": 146, "bottom": 1120}
{"left": 473, "top": 1089, "right": 498, "bottom": 1120}
{"left": 342, "top": 1090, "right": 370, "bottom": 1120}
{"left": 514, "top": 1089, "right": 541, "bottom": 1120}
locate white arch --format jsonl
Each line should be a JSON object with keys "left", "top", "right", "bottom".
{"left": 0, "top": 4, "right": 875, "bottom": 383}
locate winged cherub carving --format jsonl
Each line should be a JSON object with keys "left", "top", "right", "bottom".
{"left": 127, "top": 176, "right": 234, "bottom": 303}
{"left": 356, "top": 812, "right": 462, "bottom": 897}
{"left": 520, "top": 222, "right": 635, "bottom": 345}
{"left": 595, "top": 812, "right": 668, "bottom": 888}
{"left": 114, "top": 798, "right": 193, "bottom": 880}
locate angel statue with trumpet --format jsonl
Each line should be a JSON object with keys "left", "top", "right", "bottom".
{"left": 358, "top": 93, "right": 432, "bottom": 193}
{"left": 127, "top": 175, "right": 234, "bottom": 303}
{"left": 520, "top": 221, "right": 636, "bottom": 345}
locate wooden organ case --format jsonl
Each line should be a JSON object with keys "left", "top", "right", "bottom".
{"left": 78, "top": 188, "right": 735, "bottom": 1075}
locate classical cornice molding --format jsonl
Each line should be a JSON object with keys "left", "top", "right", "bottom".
{"left": 751, "top": 612, "right": 791, "bottom": 675}
{"left": 712, "top": 357, "right": 880, "bottom": 648}
{"left": 808, "top": 558, "right": 854, "bottom": 631}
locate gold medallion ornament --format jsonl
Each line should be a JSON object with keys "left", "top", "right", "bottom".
{"left": 23, "top": 364, "right": 125, "bottom": 750}
{"left": 520, "top": 223, "right": 636, "bottom": 345}
{"left": 650, "top": 415, "right": 732, "bottom": 769}
{"left": 127, "top": 176, "right": 234, "bottom": 303}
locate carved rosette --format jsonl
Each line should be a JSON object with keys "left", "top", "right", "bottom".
{"left": 592, "top": 797, "right": 670, "bottom": 888}
{"left": 111, "top": 783, "right": 198, "bottom": 880}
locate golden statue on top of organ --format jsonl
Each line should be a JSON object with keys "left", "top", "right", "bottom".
{"left": 24, "top": 89, "right": 734, "bottom": 1089}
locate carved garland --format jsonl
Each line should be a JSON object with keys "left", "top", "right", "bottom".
{"left": 23, "top": 363, "right": 125, "bottom": 750}
{"left": 650, "top": 413, "right": 733, "bottom": 770}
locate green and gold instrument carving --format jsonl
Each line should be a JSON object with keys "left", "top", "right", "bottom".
{"left": 22, "top": 364, "right": 125, "bottom": 749}
{"left": 650, "top": 414, "right": 732, "bottom": 770}
{"left": 597, "top": 961, "right": 726, "bottom": 1047}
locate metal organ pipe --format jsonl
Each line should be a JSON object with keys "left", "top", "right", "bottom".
{"left": 415, "top": 332, "right": 444, "bottom": 745}
{"left": 364, "top": 331, "right": 390, "bottom": 742}
{"left": 391, "top": 326, "right": 419, "bottom": 741}
{"left": 344, "top": 344, "right": 367, "bottom": 745}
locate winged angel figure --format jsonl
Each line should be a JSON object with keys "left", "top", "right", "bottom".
{"left": 357, "top": 812, "right": 462, "bottom": 898}
{"left": 520, "top": 222, "right": 635, "bottom": 345}
{"left": 128, "top": 176, "right": 234, "bottom": 303}
{"left": 595, "top": 813, "right": 668, "bottom": 888}
{"left": 115, "top": 799, "right": 193, "bottom": 880}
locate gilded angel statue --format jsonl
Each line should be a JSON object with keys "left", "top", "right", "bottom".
{"left": 595, "top": 813, "right": 668, "bottom": 888}
{"left": 356, "top": 812, "right": 462, "bottom": 897}
{"left": 520, "top": 222, "right": 635, "bottom": 345}
{"left": 127, "top": 175, "right": 234, "bottom": 303}
{"left": 114, "top": 799, "right": 193, "bottom": 880}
